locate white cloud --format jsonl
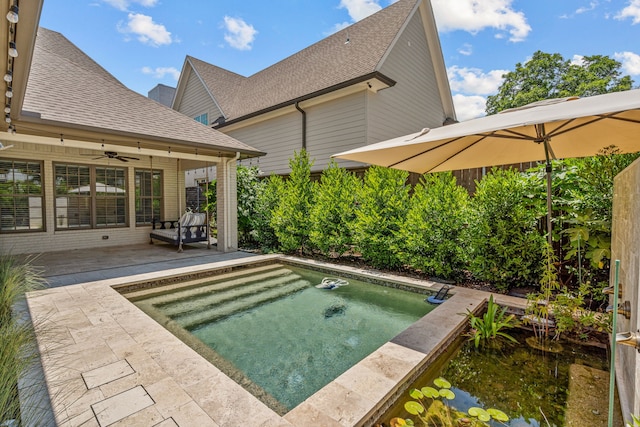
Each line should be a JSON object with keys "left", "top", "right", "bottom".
{"left": 338, "top": 0, "right": 383, "bottom": 22}
{"left": 102, "top": 0, "right": 158, "bottom": 11}
{"left": 458, "top": 43, "right": 473, "bottom": 56}
{"left": 615, "top": 0, "right": 640, "bottom": 24}
{"left": 615, "top": 51, "right": 640, "bottom": 75}
{"left": 223, "top": 16, "right": 257, "bottom": 51}
{"left": 452, "top": 94, "right": 487, "bottom": 121}
{"left": 119, "top": 13, "right": 173, "bottom": 47}
{"left": 570, "top": 54, "right": 585, "bottom": 66}
{"left": 447, "top": 66, "right": 506, "bottom": 95}
{"left": 142, "top": 66, "right": 181, "bottom": 80}
{"left": 431, "top": 0, "right": 531, "bottom": 42}
{"left": 576, "top": 1, "right": 598, "bottom": 14}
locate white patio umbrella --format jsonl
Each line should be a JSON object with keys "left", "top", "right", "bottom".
{"left": 334, "top": 89, "right": 640, "bottom": 245}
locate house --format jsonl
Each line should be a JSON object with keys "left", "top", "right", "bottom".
{"left": 173, "top": 0, "right": 456, "bottom": 184}
{"left": 0, "top": 2, "right": 263, "bottom": 255}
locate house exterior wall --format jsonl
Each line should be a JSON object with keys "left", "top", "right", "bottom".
{"left": 174, "top": 70, "right": 222, "bottom": 125}
{"left": 368, "top": 10, "right": 446, "bottom": 144}
{"left": 610, "top": 157, "right": 640, "bottom": 424}
{"left": 0, "top": 142, "right": 182, "bottom": 255}
{"left": 226, "top": 109, "right": 304, "bottom": 176}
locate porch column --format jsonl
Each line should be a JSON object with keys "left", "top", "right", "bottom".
{"left": 216, "top": 156, "right": 238, "bottom": 252}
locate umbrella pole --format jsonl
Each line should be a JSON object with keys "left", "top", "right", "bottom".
{"left": 544, "top": 142, "right": 553, "bottom": 248}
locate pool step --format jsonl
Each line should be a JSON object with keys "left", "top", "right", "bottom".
{"left": 174, "top": 278, "right": 310, "bottom": 330}
{"left": 160, "top": 271, "right": 305, "bottom": 317}
{"left": 142, "top": 266, "right": 297, "bottom": 308}
{"left": 125, "top": 263, "right": 286, "bottom": 301}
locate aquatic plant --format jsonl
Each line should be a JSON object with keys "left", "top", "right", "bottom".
{"left": 390, "top": 377, "right": 509, "bottom": 427}
{"left": 465, "top": 295, "right": 519, "bottom": 349}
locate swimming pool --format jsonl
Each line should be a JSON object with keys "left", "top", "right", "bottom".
{"left": 128, "top": 262, "right": 438, "bottom": 413}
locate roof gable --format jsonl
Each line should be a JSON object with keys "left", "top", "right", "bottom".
{"left": 19, "top": 28, "right": 262, "bottom": 156}
{"left": 186, "top": 0, "right": 430, "bottom": 124}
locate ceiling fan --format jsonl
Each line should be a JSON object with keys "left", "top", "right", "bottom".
{"left": 92, "top": 151, "right": 140, "bottom": 162}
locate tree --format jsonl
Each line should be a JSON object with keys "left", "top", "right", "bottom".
{"left": 397, "top": 172, "right": 470, "bottom": 280}
{"left": 309, "top": 161, "right": 359, "bottom": 257}
{"left": 486, "top": 51, "right": 633, "bottom": 115}
{"left": 271, "top": 150, "right": 315, "bottom": 254}
{"left": 236, "top": 165, "right": 263, "bottom": 245}
{"left": 251, "top": 174, "right": 283, "bottom": 252}
{"left": 354, "top": 166, "right": 410, "bottom": 269}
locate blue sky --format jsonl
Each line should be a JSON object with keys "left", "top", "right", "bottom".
{"left": 39, "top": 0, "right": 640, "bottom": 121}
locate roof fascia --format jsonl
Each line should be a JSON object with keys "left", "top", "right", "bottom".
{"left": 171, "top": 58, "right": 192, "bottom": 110}
{"left": 217, "top": 71, "right": 396, "bottom": 130}
{"left": 14, "top": 115, "right": 265, "bottom": 158}
{"left": 175, "top": 57, "right": 226, "bottom": 119}
{"left": 6, "top": 0, "right": 44, "bottom": 125}
{"left": 418, "top": 0, "right": 457, "bottom": 121}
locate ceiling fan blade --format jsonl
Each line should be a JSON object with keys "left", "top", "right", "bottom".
{"left": 92, "top": 156, "right": 106, "bottom": 160}
{"left": 116, "top": 157, "right": 129, "bottom": 162}
{"left": 120, "top": 156, "right": 140, "bottom": 161}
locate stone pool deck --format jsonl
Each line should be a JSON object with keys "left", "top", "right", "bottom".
{"left": 24, "top": 254, "right": 524, "bottom": 427}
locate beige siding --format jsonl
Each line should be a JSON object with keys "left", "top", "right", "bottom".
{"left": 368, "top": 10, "right": 446, "bottom": 144}
{"left": 306, "top": 92, "right": 367, "bottom": 172}
{"left": 175, "top": 68, "right": 222, "bottom": 125}
{"left": 1, "top": 142, "right": 180, "bottom": 255}
{"left": 227, "top": 111, "right": 303, "bottom": 176}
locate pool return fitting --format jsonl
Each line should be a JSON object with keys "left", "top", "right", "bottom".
{"left": 606, "top": 300, "right": 632, "bottom": 319}
{"left": 616, "top": 331, "right": 640, "bottom": 352}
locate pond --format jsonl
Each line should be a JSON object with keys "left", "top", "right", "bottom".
{"left": 376, "top": 328, "right": 609, "bottom": 427}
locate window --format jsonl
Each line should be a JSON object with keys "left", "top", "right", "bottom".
{"left": 54, "top": 164, "right": 127, "bottom": 229}
{"left": 135, "top": 169, "right": 162, "bottom": 225}
{"left": 0, "top": 159, "right": 44, "bottom": 232}
{"left": 194, "top": 113, "right": 208, "bottom": 125}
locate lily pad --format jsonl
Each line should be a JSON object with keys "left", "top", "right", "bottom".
{"left": 439, "top": 388, "right": 455, "bottom": 400}
{"left": 487, "top": 408, "right": 510, "bottom": 422}
{"left": 433, "top": 377, "right": 451, "bottom": 389}
{"left": 409, "top": 388, "right": 424, "bottom": 400}
{"left": 421, "top": 386, "right": 440, "bottom": 399}
{"left": 468, "top": 407, "right": 491, "bottom": 422}
{"left": 404, "top": 401, "right": 425, "bottom": 416}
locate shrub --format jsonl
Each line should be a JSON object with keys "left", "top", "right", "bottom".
{"left": 271, "top": 150, "right": 315, "bottom": 254}
{"left": 251, "top": 174, "right": 284, "bottom": 252}
{"left": 469, "top": 168, "right": 546, "bottom": 292}
{"left": 397, "top": 172, "right": 470, "bottom": 280}
{"left": 236, "top": 165, "right": 264, "bottom": 246}
{"left": 353, "top": 166, "right": 409, "bottom": 269}
{"left": 309, "top": 161, "right": 359, "bottom": 257}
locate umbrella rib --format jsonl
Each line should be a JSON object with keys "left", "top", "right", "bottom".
{"left": 389, "top": 134, "right": 491, "bottom": 172}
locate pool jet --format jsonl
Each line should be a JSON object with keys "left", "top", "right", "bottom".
{"left": 616, "top": 331, "right": 640, "bottom": 352}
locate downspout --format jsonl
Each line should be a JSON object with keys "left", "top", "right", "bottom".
{"left": 295, "top": 101, "right": 307, "bottom": 150}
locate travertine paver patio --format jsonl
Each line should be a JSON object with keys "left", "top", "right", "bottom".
{"left": 25, "top": 254, "right": 524, "bottom": 427}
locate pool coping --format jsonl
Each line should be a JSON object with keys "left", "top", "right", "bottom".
{"left": 24, "top": 254, "right": 524, "bottom": 427}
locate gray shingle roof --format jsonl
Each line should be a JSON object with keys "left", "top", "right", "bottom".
{"left": 21, "top": 28, "right": 263, "bottom": 156}
{"left": 188, "top": 0, "right": 420, "bottom": 123}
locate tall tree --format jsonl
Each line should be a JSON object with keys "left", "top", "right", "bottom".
{"left": 486, "top": 51, "right": 633, "bottom": 114}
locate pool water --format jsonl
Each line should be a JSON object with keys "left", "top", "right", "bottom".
{"left": 131, "top": 263, "right": 436, "bottom": 412}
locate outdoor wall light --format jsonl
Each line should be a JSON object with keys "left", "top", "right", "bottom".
{"left": 6, "top": 5, "right": 18, "bottom": 24}
{"left": 3, "top": 70, "right": 11, "bottom": 82}
{"left": 5, "top": 87, "right": 12, "bottom": 98}
{"left": 616, "top": 331, "right": 640, "bottom": 352}
{"left": 8, "top": 42, "right": 18, "bottom": 58}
